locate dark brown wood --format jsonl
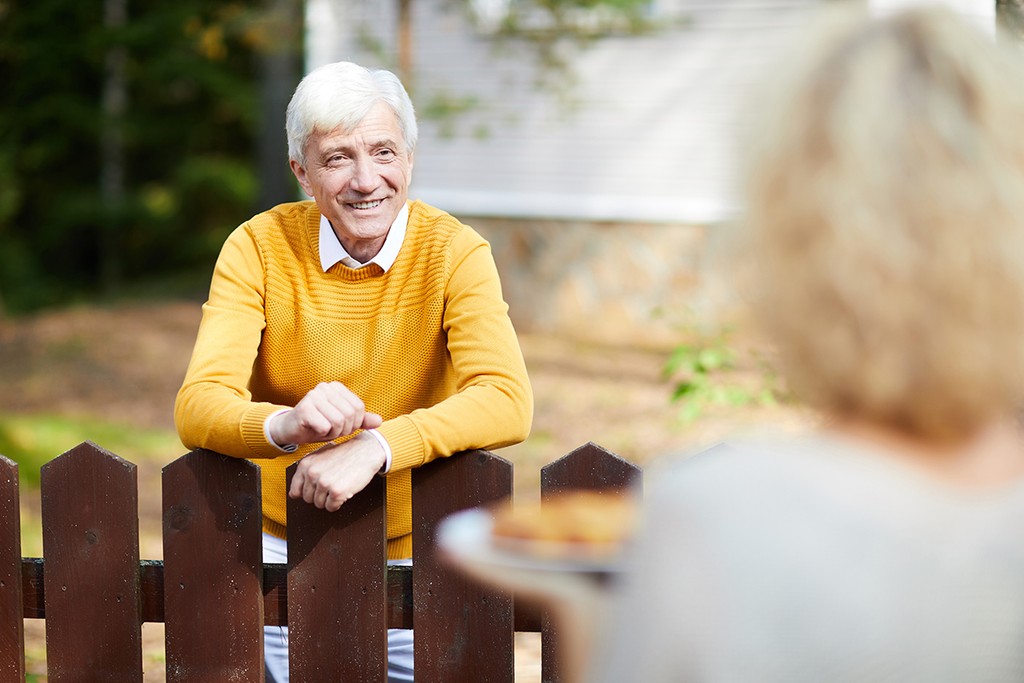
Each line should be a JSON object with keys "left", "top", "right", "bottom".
{"left": 263, "top": 562, "right": 287, "bottom": 627}
{"left": 540, "top": 443, "right": 642, "bottom": 683}
{"left": 540, "top": 442, "right": 642, "bottom": 495}
{"left": 40, "top": 441, "right": 143, "bottom": 681}
{"left": 16, "top": 442, "right": 641, "bottom": 681}
{"left": 20, "top": 559, "right": 167, "bottom": 625}
{"left": 286, "top": 464, "right": 388, "bottom": 681}
{"left": 140, "top": 559, "right": 164, "bottom": 623}
{"left": 387, "top": 563, "right": 413, "bottom": 630}
{"left": 162, "top": 449, "right": 264, "bottom": 683}
{"left": 21, "top": 558, "right": 44, "bottom": 619}
{"left": 0, "top": 455, "right": 25, "bottom": 681}
{"left": 413, "top": 450, "right": 514, "bottom": 683}
{"left": 21, "top": 557, "right": 240, "bottom": 626}
{"left": 24, "top": 559, "right": 544, "bottom": 631}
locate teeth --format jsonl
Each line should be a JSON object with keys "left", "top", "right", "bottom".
{"left": 351, "top": 200, "right": 382, "bottom": 209}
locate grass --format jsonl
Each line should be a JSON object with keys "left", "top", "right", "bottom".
{"left": 3, "top": 412, "right": 182, "bottom": 558}
{"left": 7, "top": 414, "right": 179, "bottom": 680}
{"left": 0, "top": 413, "right": 182, "bottom": 488}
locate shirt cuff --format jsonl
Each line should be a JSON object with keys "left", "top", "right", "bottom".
{"left": 365, "top": 428, "right": 393, "bottom": 474}
{"left": 264, "top": 409, "right": 298, "bottom": 453}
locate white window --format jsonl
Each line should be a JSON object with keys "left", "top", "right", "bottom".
{"left": 869, "top": 0, "right": 995, "bottom": 34}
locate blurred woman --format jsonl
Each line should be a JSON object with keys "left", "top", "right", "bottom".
{"left": 591, "top": 6, "right": 1024, "bottom": 682}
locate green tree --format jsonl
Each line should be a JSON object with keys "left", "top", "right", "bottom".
{"left": 0, "top": 0, "right": 266, "bottom": 312}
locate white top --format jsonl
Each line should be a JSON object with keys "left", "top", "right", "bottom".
{"left": 591, "top": 435, "right": 1024, "bottom": 682}
{"left": 318, "top": 202, "right": 409, "bottom": 273}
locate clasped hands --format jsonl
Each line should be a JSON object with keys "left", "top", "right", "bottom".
{"left": 269, "top": 381, "right": 387, "bottom": 512}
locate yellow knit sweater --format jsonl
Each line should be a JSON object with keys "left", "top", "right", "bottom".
{"left": 175, "top": 199, "right": 533, "bottom": 559}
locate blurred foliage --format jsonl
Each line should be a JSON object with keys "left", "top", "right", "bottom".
{"left": 998, "top": 0, "right": 1024, "bottom": 41}
{"left": 663, "top": 324, "right": 780, "bottom": 423}
{"left": 464, "top": 0, "right": 685, "bottom": 97}
{"left": 0, "top": 0, "right": 265, "bottom": 313}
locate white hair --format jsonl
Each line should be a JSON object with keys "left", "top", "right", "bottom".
{"left": 285, "top": 61, "right": 418, "bottom": 166}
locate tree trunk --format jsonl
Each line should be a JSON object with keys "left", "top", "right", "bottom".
{"left": 397, "top": 0, "right": 414, "bottom": 94}
{"left": 100, "top": 0, "right": 127, "bottom": 295}
{"left": 257, "top": 0, "right": 305, "bottom": 211}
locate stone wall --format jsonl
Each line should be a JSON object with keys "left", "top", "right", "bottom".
{"left": 468, "top": 217, "right": 731, "bottom": 346}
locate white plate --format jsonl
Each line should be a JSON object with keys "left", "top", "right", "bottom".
{"left": 436, "top": 507, "right": 625, "bottom": 576}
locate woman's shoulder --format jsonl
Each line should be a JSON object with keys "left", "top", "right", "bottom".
{"left": 651, "top": 434, "right": 829, "bottom": 488}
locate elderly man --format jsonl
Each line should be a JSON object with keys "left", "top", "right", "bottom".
{"left": 174, "top": 61, "right": 533, "bottom": 682}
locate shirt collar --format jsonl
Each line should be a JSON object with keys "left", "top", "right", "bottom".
{"left": 319, "top": 202, "right": 409, "bottom": 273}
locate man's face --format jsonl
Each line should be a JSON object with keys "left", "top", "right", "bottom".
{"left": 291, "top": 101, "right": 414, "bottom": 261}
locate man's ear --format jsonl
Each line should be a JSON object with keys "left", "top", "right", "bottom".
{"left": 290, "top": 159, "right": 314, "bottom": 197}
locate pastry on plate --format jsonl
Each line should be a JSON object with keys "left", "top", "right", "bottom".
{"left": 489, "top": 490, "right": 638, "bottom": 559}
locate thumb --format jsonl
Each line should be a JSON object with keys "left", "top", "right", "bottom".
{"left": 361, "top": 412, "right": 384, "bottom": 429}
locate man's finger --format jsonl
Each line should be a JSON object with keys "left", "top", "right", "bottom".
{"left": 301, "top": 471, "right": 319, "bottom": 505}
{"left": 325, "top": 491, "right": 349, "bottom": 512}
{"left": 288, "top": 469, "right": 305, "bottom": 499}
{"left": 297, "top": 410, "right": 334, "bottom": 439}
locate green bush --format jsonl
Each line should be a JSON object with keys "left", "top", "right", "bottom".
{"left": 663, "top": 324, "right": 780, "bottom": 423}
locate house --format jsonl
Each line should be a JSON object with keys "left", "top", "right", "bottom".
{"left": 304, "top": 0, "right": 994, "bottom": 341}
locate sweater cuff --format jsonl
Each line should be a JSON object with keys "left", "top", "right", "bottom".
{"left": 264, "top": 409, "right": 299, "bottom": 453}
{"left": 377, "top": 417, "right": 424, "bottom": 472}
{"left": 242, "top": 403, "right": 293, "bottom": 458}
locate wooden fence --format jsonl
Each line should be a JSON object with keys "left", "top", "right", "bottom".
{"left": 0, "top": 441, "right": 641, "bottom": 682}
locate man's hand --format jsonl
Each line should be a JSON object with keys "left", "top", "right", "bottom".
{"left": 270, "top": 381, "right": 382, "bottom": 446}
{"left": 288, "top": 431, "right": 387, "bottom": 511}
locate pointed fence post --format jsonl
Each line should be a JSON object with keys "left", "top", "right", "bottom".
{"left": 540, "top": 442, "right": 642, "bottom": 683}
{"left": 286, "top": 463, "right": 388, "bottom": 681}
{"left": 40, "top": 441, "right": 143, "bottom": 682}
{"left": 413, "top": 450, "right": 515, "bottom": 683}
{"left": 0, "top": 455, "right": 25, "bottom": 681}
{"left": 163, "top": 449, "right": 264, "bottom": 683}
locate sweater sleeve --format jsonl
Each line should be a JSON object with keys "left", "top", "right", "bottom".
{"left": 174, "top": 223, "right": 290, "bottom": 459}
{"left": 378, "top": 228, "right": 534, "bottom": 471}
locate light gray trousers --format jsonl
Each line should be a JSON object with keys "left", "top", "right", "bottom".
{"left": 262, "top": 532, "right": 414, "bottom": 682}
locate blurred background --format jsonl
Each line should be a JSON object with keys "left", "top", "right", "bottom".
{"left": 2, "top": 0, "right": 1020, "bottom": 679}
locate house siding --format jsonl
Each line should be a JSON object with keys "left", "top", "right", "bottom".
{"left": 302, "top": 0, "right": 819, "bottom": 337}
{"left": 306, "top": 0, "right": 822, "bottom": 225}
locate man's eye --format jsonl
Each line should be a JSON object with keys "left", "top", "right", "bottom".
{"left": 376, "top": 149, "right": 395, "bottom": 159}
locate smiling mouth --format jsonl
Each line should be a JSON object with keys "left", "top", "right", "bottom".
{"left": 349, "top": 199, "right": 384, "bottom": 210}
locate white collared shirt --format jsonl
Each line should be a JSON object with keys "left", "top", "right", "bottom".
{"left": 264, "top": 203, "right": 410, "bottom": 472}
{"left": 319, "top": 202, "right": 408, "bottom": 273}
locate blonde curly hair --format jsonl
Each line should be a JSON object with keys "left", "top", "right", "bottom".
{"left": 737, "top": 5, "right": 1024, "bottom": 442}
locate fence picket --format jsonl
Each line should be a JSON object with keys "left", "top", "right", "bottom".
{"left": 40, "top": 441, "right": 143, "bottom": 681}
{"left": 0, "top": 455, "right": 25, "bottom": 682}
{"left": 12, "top": 441, "right": 638, "bottom": 681}
{"left": 286, "top": 464, "right": 388, "bottom": 681}
{"left": 413, "top": 450, "right": 515, "bottom": 683}
{"left": 540, "top": 442, "right": 643, "bottom": 494}
{"left": 540, "top": 442, "right": 643, "bottom": 683}
{"left": 162, "top": 449, "right": 263, "bottom": 683}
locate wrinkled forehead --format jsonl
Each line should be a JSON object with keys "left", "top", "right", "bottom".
{"left": 304, "top": 105, "right": 406, "bottom": 160}
{"left": 311, "top": 101, "right": 406, "bottom": 148}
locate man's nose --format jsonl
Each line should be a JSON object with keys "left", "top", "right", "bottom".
{"left": 350, "top": 156, "right": 377, "bottom": 192}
